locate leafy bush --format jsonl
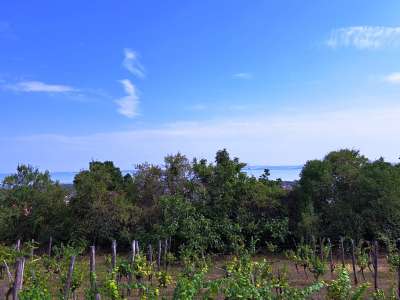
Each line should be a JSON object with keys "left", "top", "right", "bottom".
{"left": 20, "top": 267, "right": 52, "bottom": 300}
{"left": 326, "top": 266, "right": 369, "bottom": 300}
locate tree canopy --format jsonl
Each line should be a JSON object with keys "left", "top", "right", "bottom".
{"left": 1, "top": 148, "right": 400, "bottom": 254}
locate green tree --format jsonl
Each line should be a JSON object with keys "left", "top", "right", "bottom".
{"left": 291, "top": 149, "right": 400, "bottom": 241}
{"left": 0, "top": 165, "right": 67, "bottom": 243}
{"left": 192, "top": 149, "right": 288, "bottom": 252}
{"left": 69, "top": 161, "right": 136, "bottom": 246}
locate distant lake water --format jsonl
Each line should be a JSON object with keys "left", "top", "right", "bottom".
{"left": 0, "top": 166, "right": 302, "bottom": 184}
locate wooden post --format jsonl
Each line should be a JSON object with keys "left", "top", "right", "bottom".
{"left": 89, "top": 246, "right": 96, "bottom": 290}
{"left": 351, "top": 239, "right": 358, "bottom": 285}
{"left": 340, "top": 237, "right": 345, "bottom": 267}
{"left": 135, "top": 240, "right": 140, "bottom": 255}
{"left": 30, "top": 239, "right": 35, "bottom": 258}
{"left": 89, "top": 246, "right": 100, "bottom": 299}
{"left": 148, "top": 244, "right": 153, "bottom": 263}
{"left": 111, "top": 240, "right": 117, "bottom": 270}
{"left": 128, "top": 240, "right": 136, "bottom": 296}
{"left": 373, "top": 240, "right": 378, "bottom": 291}
{"left": 131, "top": 240, "right": 136, "bottom": 263}
{"left": 15, "top": 239, "right": 21, "bottom": 252}
{"left": 157, "top": 240, "right": 162, "bottom": 270}
{"left": 48, "top": 236, "right": 53, "bottom": 257}
{"left": 396, "top": 239, "right": 400, "bottom": 300}
{"left": 3, "top": 260, "right": 12, "bottom": 283}
{"left": 12, "top": 257, "right": 25, "bottom": 300}
{"left": 63, "top": 256, "right": 76, "bottom": 300}
{"left": 397, "top": 264, "right": 400, "bottom": 300}
{"left": 328, "top": 238, "right": 334, "bottom": 274}
{"left": 164, "top": 238, "right": 168, "bottom": 270}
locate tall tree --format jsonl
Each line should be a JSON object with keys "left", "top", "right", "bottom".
{"left": 69, "top": 161, "right": 135, "bottom": 246}
{"left": 0, "top": 165, "right": 67, "bottom": 243}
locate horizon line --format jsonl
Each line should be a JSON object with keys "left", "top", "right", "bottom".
{"left": 0, "top": 164, "right": 305, "bottom": 175}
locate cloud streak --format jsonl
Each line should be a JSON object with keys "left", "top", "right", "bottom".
{"left": 122, "top": 48, "right": 145, "bottom": 78}
{"left": 384, "top": 72, "right": 400, "bottom": 84}
{"left": 233, "top": 72, "right": 253, "bottom": 79}
{"left": 114, "top": 79, "right": 139, "bottom": 118}
{"left": 6, "top": 103, "right": 400, "bottom": 171}
{"left": 5, "top": 81, "right": 76, "bottom": 93}
{"left": 327, "top": 26, "right": 400, "bottom": 49}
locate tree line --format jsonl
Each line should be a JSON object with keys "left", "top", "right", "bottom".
{"left": 1, "top": 148, "right": 399, "bottom": 255}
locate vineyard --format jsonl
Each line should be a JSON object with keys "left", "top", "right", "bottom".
{"left": 2, "top": 237, "right": 400, "bottom": 299}
{"left": 2, "top": 149, "right": 400, "bottom": 298}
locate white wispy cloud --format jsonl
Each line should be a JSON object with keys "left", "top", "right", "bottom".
{"left": 7, "top": 103, "right": 400, "bottom": 171}
{"left": 233, "top": 72, "right": 253, "bottom": 79}
{"left": 384, "top": 72, "right": 400, "bottom": 84}
{"left": 114, "top": 79, "right": 139, "bottom": 118}
{"left": 327, "top": 26, "right": 400, "bottom": 49}
{"left": 5, "top": 81, "right": 76, "bottom": 93}
{"left": 122, "top": 48, "right": 145, "bottom": 78}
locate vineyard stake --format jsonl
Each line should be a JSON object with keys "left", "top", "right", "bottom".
{"left": 373, "top": 240, "right": 378, "bottom": 290}
{"left": 328, "top": 238, "right": 334, "bottom": 275}
{"left": 397, "top": 264, "right": 400, "bottom": 300}
{"left": 136, "top": 240, "right": 140, "bottom": 254}
{"left": 89, "top": 246, "right": 101, "bottom": 299}
{"left": 48, "top": 236, "right": 52, "bottom": 257}
{"left": 12, "top": 257, "right": 25, "bottom": 300}
{"left": 351, "top": 239, "right": 358, "bottom": 285}
{"left": 148, "top": 243, "right": 153, "bottom": 283}
{"left": 131, "top": 240, "right": 136, "bottom": 262}
{"left": 63, "top": 255, "right": 75, "bottom": 300}
{"left": 3, "top": 260, "right": 12, "bottom": 283}
{"left": 128, "top": 240, "right": 136, "bottom": 296}
{"left": 157, "top": 240, "right": 162, "bottom": 270}
{"left": 15, "top": 239, "right": 21, "bottom": 252}
{"left": 148, "top": 244, "right": 153, "bottom": 263}
{"left": 340, "top": 237, "right": 345, "bottom": 267}
{"left": 111, "top": 240, "right": 117, "bottom": 270}
{"left": 164, "top": 238, "right": 168, "bottom": 270}
{"left": 30, "top": 239, "right": 35, "bottom": 258}
{"left": 367, "top": 241, "right": 374, "bottom": 273}
{"left": 89, "top": 246, "right": 96, "bottom": 290}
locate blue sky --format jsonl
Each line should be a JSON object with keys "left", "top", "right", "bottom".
{"left": 1, "top": 0, "right": 400, "bottom": 172}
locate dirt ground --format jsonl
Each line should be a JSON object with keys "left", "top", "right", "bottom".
{"left": 0, "top": 254, "right": 396, "bottom": 299}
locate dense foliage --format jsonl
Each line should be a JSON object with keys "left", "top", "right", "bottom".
{"left": 0, "top": 150, "right": 288, "bottom": 254}
{"left": 2, "top": 149, "right": 400, "bottom": 299}
{"left": 289, "top": 149, "right": 400, "bottom": 242}
{"left": 1, "top": 148, "right": 400, "bottom": 254}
